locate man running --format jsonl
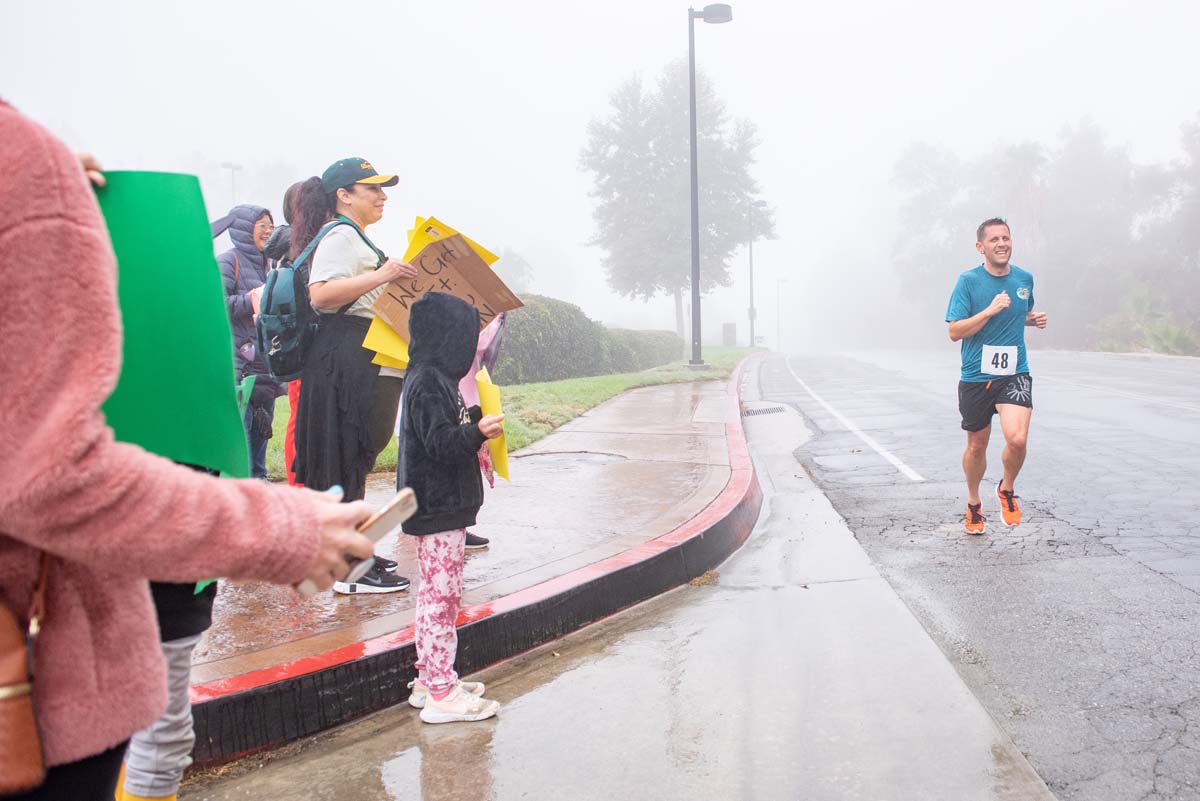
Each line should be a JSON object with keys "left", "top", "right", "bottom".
{"left": 946, "top": 218, "right": 1048, "bottom": 534}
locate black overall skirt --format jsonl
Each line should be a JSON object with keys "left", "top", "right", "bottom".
{"left": 293, "top": 314, "right": 403, "bottom": 501}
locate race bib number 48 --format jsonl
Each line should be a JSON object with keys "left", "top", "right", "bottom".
{"left": 982, "top": 345, "right": 1017, "bottom": 376}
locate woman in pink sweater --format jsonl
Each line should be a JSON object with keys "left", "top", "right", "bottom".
{"left": 0, "top": 101, "right": 377, "bottom": 800}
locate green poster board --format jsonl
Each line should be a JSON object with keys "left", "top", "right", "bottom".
{"left": 97, "top": 171, "right": 249, "bottom": 478}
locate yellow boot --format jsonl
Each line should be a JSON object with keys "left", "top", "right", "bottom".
{"left": 113, "top": 765, "right": 177, "bottom": 801}
{"left": 118, "top": 790, "right": 176, "bottom": 801}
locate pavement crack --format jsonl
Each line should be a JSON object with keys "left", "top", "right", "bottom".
{"left": 718, "top": 575, "right": 877, "bottom": 591}
{"left": 513, "top": 449, "right": 630, "bottom": 461}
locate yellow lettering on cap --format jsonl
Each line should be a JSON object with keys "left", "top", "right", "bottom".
{"left": 361, "top": 162, "right": 373, "bottom": 170}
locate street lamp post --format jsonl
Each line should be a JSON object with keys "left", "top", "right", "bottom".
{"left": 776, "top": 277, "right": 787, "bottom": 353}
{"left": 220, "top": 161, "right": 243, "bottom": 205}
{"left": 687, "top": 3, "right": 733, "bottom": 366}
{"left": 748, "top": 204, "right": 756, "bottom": 348}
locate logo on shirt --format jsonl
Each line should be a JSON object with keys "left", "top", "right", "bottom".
{"left": 1017, "top": 287, "right": 1030, "bottom": 300}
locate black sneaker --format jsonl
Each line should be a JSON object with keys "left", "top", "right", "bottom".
{"left": 464, "top": 532, "right": 490, "bottom": 551}
{"left": 373, "top": 555, "right": 399, "bottom": 572}
{"left": 333, "top": 565, "right": 410, "bottom": 595}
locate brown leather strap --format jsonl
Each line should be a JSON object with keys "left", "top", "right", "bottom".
{"left": 26, "top": 553, "right": 49, "bottom": 636}
{"left": 233, "top": 251, "right": 240, "bottom": 285}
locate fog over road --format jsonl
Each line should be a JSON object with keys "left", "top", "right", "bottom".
{"left": 766, "top": 350, "right": 1200, "bottom": 801}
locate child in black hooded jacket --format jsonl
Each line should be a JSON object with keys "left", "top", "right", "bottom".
{"left": 398, "top": 292, "right": 504, "bottom": 723}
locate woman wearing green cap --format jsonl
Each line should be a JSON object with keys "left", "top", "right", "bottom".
{"left": 290, "top": 157, "right": 416, "bottom": 594}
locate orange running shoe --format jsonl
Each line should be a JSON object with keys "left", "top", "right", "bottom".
{"left": 964, "top": 502, "right": 986, "bottom": 535}
{"left": 996, "top": 483, "right": 1022, "bottom": 526}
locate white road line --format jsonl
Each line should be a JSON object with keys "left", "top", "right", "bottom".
{"left": 785, "top": 359, "right": 926, "bottom": 482}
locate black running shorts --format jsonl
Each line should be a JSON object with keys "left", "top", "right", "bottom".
{"left": 958, "top": 373, "right": 1033, "bottom": 432}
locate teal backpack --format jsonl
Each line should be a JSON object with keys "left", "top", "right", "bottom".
{"left": 255, "top": 215, "right": 385, "bottom": 381}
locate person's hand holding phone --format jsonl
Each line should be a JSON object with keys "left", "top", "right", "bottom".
{"left": 304, "top": 492, "right": 374, "bottom": 591}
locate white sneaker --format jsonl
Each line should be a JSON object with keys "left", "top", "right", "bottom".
{"left": 418, "top": 683, "right": 500, "bottom": 724}
{"left": 407, "top": 678, "right": 485, "bottom": 709}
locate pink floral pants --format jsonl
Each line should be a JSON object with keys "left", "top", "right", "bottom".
{"left": 414, "top": 528, "right": 467, "bottom": 699}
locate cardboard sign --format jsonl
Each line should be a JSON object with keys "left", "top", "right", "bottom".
{"left": 372, "top": 233, "right": 523, "bottom": 338}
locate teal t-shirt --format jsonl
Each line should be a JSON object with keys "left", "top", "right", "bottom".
{"left": 946, "top": 264, "right": 1035, "bottom": 382}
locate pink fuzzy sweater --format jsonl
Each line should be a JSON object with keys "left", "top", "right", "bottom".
{"left": 0, "top": 101, "right": 325, "bottom": 768}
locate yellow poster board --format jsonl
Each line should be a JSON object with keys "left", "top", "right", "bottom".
{"left": 476, "top": 366, "right": 509, "bottom": 481}
{"left": 403, "top": 216, "right": 499, "bottom": 266}
{"left": 366, "top": 317, "right": 410, "bottom": 369}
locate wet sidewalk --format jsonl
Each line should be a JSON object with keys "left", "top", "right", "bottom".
{"left": 191, "top": 376, "right": 742, "bottom": 695}
{"left": 186, "top": 354, "right": 1057, "bottom": 801}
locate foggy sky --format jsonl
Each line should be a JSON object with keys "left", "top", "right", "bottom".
{"left": 5, "top": 0, "right": 1199, "bottom": 352}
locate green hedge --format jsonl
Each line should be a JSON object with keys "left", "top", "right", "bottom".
{"left": 606, "top": 328, "right": 685, "bottom": 373}
{"left": 492, "top": 295, "right": 684, "bottom": 384}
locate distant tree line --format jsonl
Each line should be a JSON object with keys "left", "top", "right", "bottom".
{"left": 893, "top": 118, "right": 1200, "bottom": 355}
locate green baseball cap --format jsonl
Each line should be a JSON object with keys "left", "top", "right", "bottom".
{"left": 320, "top": 157, "right": 399, "bottom": 191}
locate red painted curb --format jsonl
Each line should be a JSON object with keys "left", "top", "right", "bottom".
{"left": 191, "top": 355, "right": 762, "bottom": 704}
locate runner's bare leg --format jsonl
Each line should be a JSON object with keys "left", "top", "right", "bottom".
{"left": 996, "top": 403, "right": 1032, "bottom": 493}
{"left": 964, "top": 424, "right": 991, "bottom": 505}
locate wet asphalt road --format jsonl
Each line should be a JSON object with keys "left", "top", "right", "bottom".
{"left": 764, "top": 350, "right": 1200, "bottom": 801}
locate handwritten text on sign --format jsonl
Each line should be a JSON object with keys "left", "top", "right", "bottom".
{"left": 372, "top": 234, "right": 523, "bottom": 339}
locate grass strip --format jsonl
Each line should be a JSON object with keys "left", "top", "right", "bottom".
{"left": 266, "top": 346, "right": 755, "bottom": 481}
